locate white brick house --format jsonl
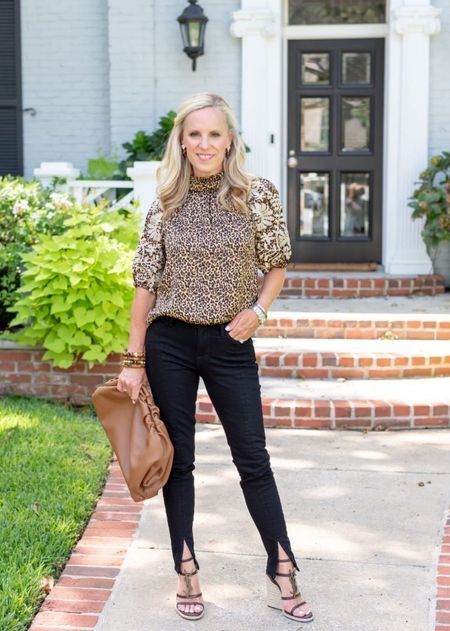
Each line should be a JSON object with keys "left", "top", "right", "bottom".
{"left": 1, "top": 0, "right": 449, "bottom": 272}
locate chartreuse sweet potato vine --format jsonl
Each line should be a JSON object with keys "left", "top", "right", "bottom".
{"left": 6, "top": 201, "right": 141, "bottom": 368}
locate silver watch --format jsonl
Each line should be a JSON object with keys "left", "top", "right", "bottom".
{"left": 251, "top": 303, "right": 267, "bottom": 325}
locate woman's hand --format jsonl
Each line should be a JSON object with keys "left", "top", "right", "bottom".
{"left": 225, "top": 308, "right": 259, "bottom": 342}
{"left": 116, "top": 367, "right": 147, "bottom": 404}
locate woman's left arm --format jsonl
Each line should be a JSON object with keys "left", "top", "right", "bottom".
{"left": 256, "top": 267, "right": 286, "bottom": 314}
{"left": 226, "top": 178, "right": 291, "bottom": 342}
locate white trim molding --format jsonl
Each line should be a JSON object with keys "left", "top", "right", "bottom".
{"left": 383, "top": 0, "right": 441, "bottom": 274}
{"left": 230, "top": 2, "right": 282, "bottom": 188}
{"left": 393, "top": 3, "right": 441, "bottom": 35}
{"left": 284, "top": 24, "right": 389, "bottom": 39}
{"left": 230, "top": 8, "right": 277, "bottom": 38}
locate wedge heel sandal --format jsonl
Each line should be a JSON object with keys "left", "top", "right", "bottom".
{"left": 176, "top": 555, "right": 204, "bottom": 621}
{"left": 266, "top": 559, "right": 313, "bottom": 623}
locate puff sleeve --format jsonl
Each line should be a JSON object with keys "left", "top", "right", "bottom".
{"left": 132, "top": 198, "right": 165, "bottom": 293}
{"left": 252, "top": 178, "right": 292, "bottom": 273}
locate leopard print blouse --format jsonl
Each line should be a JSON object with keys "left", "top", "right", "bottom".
{"left": 132, "top": 171, "right": 291, "bottom": 326}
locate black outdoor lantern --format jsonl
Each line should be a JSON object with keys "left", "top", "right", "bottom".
{"left": 177, "top": 0, "right": 209, "bottom": 71}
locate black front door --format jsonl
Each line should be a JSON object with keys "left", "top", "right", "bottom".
{"left": 287, "top": 39, "right": 384, "bottom": 263}
{"left": 0, "top": 0, "right": 23, "bottom": 176}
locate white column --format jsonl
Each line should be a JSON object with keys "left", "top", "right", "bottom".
{"left": 230, "top": 1, "right": 282, "bottom": 188}
{"left": 127, "top": 161, "right": 161, "bottom": 218}
{"left": 33, "top": 162, "right": 80, "bottom": 188}
{"left": 383, "top": 0, "right": 441, "bottom": 274}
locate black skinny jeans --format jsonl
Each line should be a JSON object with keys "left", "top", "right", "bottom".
{"left": 144, "top": 316, "right": 300, "bottom": 578}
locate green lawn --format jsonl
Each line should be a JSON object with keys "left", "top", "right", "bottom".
{"left": 0, "top": 395, "right": 112, "bottom": 631}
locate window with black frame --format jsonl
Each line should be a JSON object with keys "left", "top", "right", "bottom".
{"left": 288, "top": 0, "right": 386, "bottom": 25}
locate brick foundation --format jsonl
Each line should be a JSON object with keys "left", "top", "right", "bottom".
{"left": 0, "top": 346, "right": 122, "bottom": 406}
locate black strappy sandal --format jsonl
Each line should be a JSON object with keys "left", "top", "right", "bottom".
{"left": 176, "top": 555, "right": 205, "bottom": 621}
{"left": 266, "top": 558, "right": 313, "bottom": 623}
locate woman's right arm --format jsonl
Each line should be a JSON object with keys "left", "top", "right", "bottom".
{"left": 116, "top": 287, "right": 155, "bottom": 402}
{"left": 117, "top": 197, "right": 165, "bottom": 401}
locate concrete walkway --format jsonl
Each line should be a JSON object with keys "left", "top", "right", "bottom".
{"left": 95, "top": 426, "right": 450, "bottom": 631}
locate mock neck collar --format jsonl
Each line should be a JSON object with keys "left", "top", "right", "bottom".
{"left": 189, "top": 171, "right": 224, "bottom": 192}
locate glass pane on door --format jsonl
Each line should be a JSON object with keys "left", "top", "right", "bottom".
{"left": 341, "top": 97, "right": 370, "bottom": 151}
{"left": 342, "top": 53, "right": 371, "bottom": 85}
{"left": 300, "top": 173, "right": 329, "bottom": 238}
{"left": 301, "top": 53, "right": 330, "bottom": 85}
{"left": 340, "top": 173, "right": 370, "bottom": 237}
{"left": 301, "top": 97, "right": 330, "bottom": 152}
{"left": 289, "top": 1, "right": 386, "bottom": 25}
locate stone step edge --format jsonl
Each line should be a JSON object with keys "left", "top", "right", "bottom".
{"left": 195, "top": 395, "right": 450, "bottom": 430}
{"left": 28, "top": 460, "right": 141, "bottom": 631}
{"left": 266, "top": 313, "right": 450, "bottom": 324}
{"left": 255, "top": 349, "right": 450, "bottom": 380}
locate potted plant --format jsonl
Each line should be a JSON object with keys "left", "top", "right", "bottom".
{"left": 409, "top": 151, "right": 450, "bottom": 287}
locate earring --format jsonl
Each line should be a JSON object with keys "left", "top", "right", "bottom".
{"left": 181, "top": 145, "right": 187, "bottom": 157}
{"left": 225, "top": 147, "right": 230, "bottom": 158}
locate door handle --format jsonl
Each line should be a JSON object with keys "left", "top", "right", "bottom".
{"left": 287, "top": 156, "right": 298, "bottom": 168}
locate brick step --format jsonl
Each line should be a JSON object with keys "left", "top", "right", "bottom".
{"left": 253, "top": 338, "right": 450, "bottom": 379}
{"left": 265, "top": 295, "right": 450, "bottom": 339}
{"left": 196, "top": 376, "right": 450, "bottom": 430}
{"left": 256, "top": 311, "right": 450, "bottom": 340}
{"left": 278, "top": 272, "right": 445, "bottom": 298}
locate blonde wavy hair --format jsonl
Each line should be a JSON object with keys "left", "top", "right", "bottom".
{"left": 156, "top": 93, "right": 254, "bottom": 218}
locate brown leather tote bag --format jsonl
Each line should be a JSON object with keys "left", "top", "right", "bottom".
{"left": 92, "top": 377, "right": 174, "bottom": 502}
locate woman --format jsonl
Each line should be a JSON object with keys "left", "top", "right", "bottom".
{"left": 117, "top": 93, "right": 313, "bottom": 624}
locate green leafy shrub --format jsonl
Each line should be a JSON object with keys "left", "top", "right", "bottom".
{"left": 0, "top": 177, "right": 72, "bottom": 331}
{"left": 86, "top": 155, "right": 123, "bottom": 181}
{"left": 119, "top": 110, "right": 177, "bottom": 174}
{"left": 79, "top": 111, "right": 175, "bottom": 181}
{"left": 409, "top": 151, "right": 450, "bottom": 246}
{"left": 5, "top": 201, "right": 141, "bottom": 368}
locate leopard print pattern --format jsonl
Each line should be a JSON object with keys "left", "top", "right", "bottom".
{"left": 132, "top": 172, "right": 291, "bottom": 326}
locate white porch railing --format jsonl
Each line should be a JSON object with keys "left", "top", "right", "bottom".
{"left": 68, "top": 180, "right": 135, "bottom": 212}
{"left": 33, "top": 161, "right": 161, "bottom": 218}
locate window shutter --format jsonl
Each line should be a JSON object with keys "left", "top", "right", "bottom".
{"left": 0, "top": 0, "right": 22, "bottom": 175}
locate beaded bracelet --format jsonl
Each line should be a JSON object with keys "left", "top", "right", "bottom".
{"left": 122, "top": 360, "right": 146, "bottom": 368}
{"left": 121, "top": 349, "right": 146, "bottom": 368}
{"left": 123, "top": 350, "right": 145, "bottom": 358}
